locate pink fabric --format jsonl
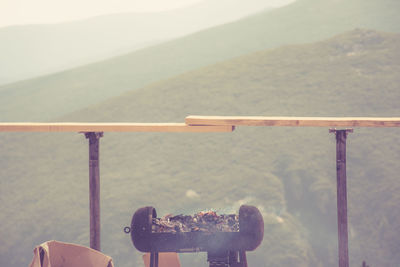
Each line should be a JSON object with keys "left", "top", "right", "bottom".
{"left": 29, "top": 240, "right": 113, "bottom": 267}
{"left": 142, "top": 253, "right": 181, "bottom": 267}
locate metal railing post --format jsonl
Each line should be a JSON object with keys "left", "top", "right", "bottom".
{"left": 330, "top": 129, "right": 352, "bottom": 267}
{"left": 85, "top": 132, "right": 103, "bottom": 251}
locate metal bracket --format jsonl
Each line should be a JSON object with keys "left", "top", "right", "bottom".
{"left": 329, "top": 128, "right": 353, "bottom": 136}
{"left": 84, "top": 132, "right": 104, "bottom": 139}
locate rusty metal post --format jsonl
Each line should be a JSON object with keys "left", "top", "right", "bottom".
{"left": 330, "top": 129, "right": 352, "bottom": 267}
{"left": 85, "top": 132, "right": 103, "bottom": 251}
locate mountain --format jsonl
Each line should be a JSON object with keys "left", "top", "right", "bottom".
{"left": 1, "top": 0, "right": 399, "bottom": 122}
{"left": 1, "top": 29, "right": 399, "bottom": 267}
{"left": 0, "top": 0, "right": 285, "bottom": 85}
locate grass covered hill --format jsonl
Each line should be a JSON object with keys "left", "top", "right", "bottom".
{"left": 0, "top": 29, "right": 399, "bottom": 267}
{"left": 1, "top": 0, "right": 400, "bottom": 122}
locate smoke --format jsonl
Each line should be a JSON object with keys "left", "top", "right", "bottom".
{"left": 185, "top": 189, "right": 200, "bottom": 199}
{"left": 217, "top": 196, "right": 286, "bottom": 224}
{"left": 182, "top": 193, "right": 286, "bottom": 224}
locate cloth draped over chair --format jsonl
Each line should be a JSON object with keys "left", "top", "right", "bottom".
{"left": 29, "top": 240, "right": 114, "bottom": 267}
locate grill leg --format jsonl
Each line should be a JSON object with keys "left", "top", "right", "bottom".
{"left": 150, "top": 252, "right": 159, "bottom": 267}
{"left": 208, "top": 251, "right": 229, "bottom": 267}
{"left": 228, "top": 251, "right": 247, "bottom": 267}
{"left": 208, "top": 251, "right": 247, "bottom": 267}
{"left": 229, "top": 251, "right": 238, "bottom": 264}
{"left": 239, "top": 251, "right": 248, "bottom": 267}
{"left": 150, "top": 253, "right": 154, "bottom": 267}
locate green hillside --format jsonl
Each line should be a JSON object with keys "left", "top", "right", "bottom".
{"left": 1, "top": 0, "right": 400, "bottom": 121}
{"left": 1, "top": 29, "right": 399, "bottom": 267}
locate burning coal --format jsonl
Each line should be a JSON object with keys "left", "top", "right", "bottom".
{"left": 152, "top": 210, "right": 239, "bottom": 233}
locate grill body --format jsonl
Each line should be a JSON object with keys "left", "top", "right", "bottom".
{"left": 130, "top": 205, "right": 264, "bottom": 253}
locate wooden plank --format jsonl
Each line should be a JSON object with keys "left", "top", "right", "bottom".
{"left": 0, "top": 122, "right": 234, "bottom": 132}
{"left": 185, "top": 116, "right": 400, "bottom": 127}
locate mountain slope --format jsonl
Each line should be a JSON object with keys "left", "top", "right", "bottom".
{"left": 1, "top": 0, "right": 399, "bottom": 121}
{"left": 1, "top": 29, "right": 399, "bottom": 267}
{"left": 0, "top": 0, "right": 282, "bottom": 85}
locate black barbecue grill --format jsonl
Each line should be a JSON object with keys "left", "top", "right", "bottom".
{"left": 125, "top": 205, "right": 264, "bottom": 267}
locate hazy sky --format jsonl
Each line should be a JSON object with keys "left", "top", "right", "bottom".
{"left": 0, "top": 0, "right": 292, "bottom": 28}
{"left": 0, "top": 0, "right": 204, "bottom": 27}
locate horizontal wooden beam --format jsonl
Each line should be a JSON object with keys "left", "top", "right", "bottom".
{"left": 0, "top": 122, "right": 234, "bottom": 133}
{"left": 185, "top": 116, "right": 400, "bottom": 127}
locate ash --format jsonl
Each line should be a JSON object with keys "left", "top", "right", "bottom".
{"left": 152, "top": 211, "right": 239, "bottom": 233}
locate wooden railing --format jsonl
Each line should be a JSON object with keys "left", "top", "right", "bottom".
{"left": 1, "top": 116, "right": 399, "bottom": 267}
